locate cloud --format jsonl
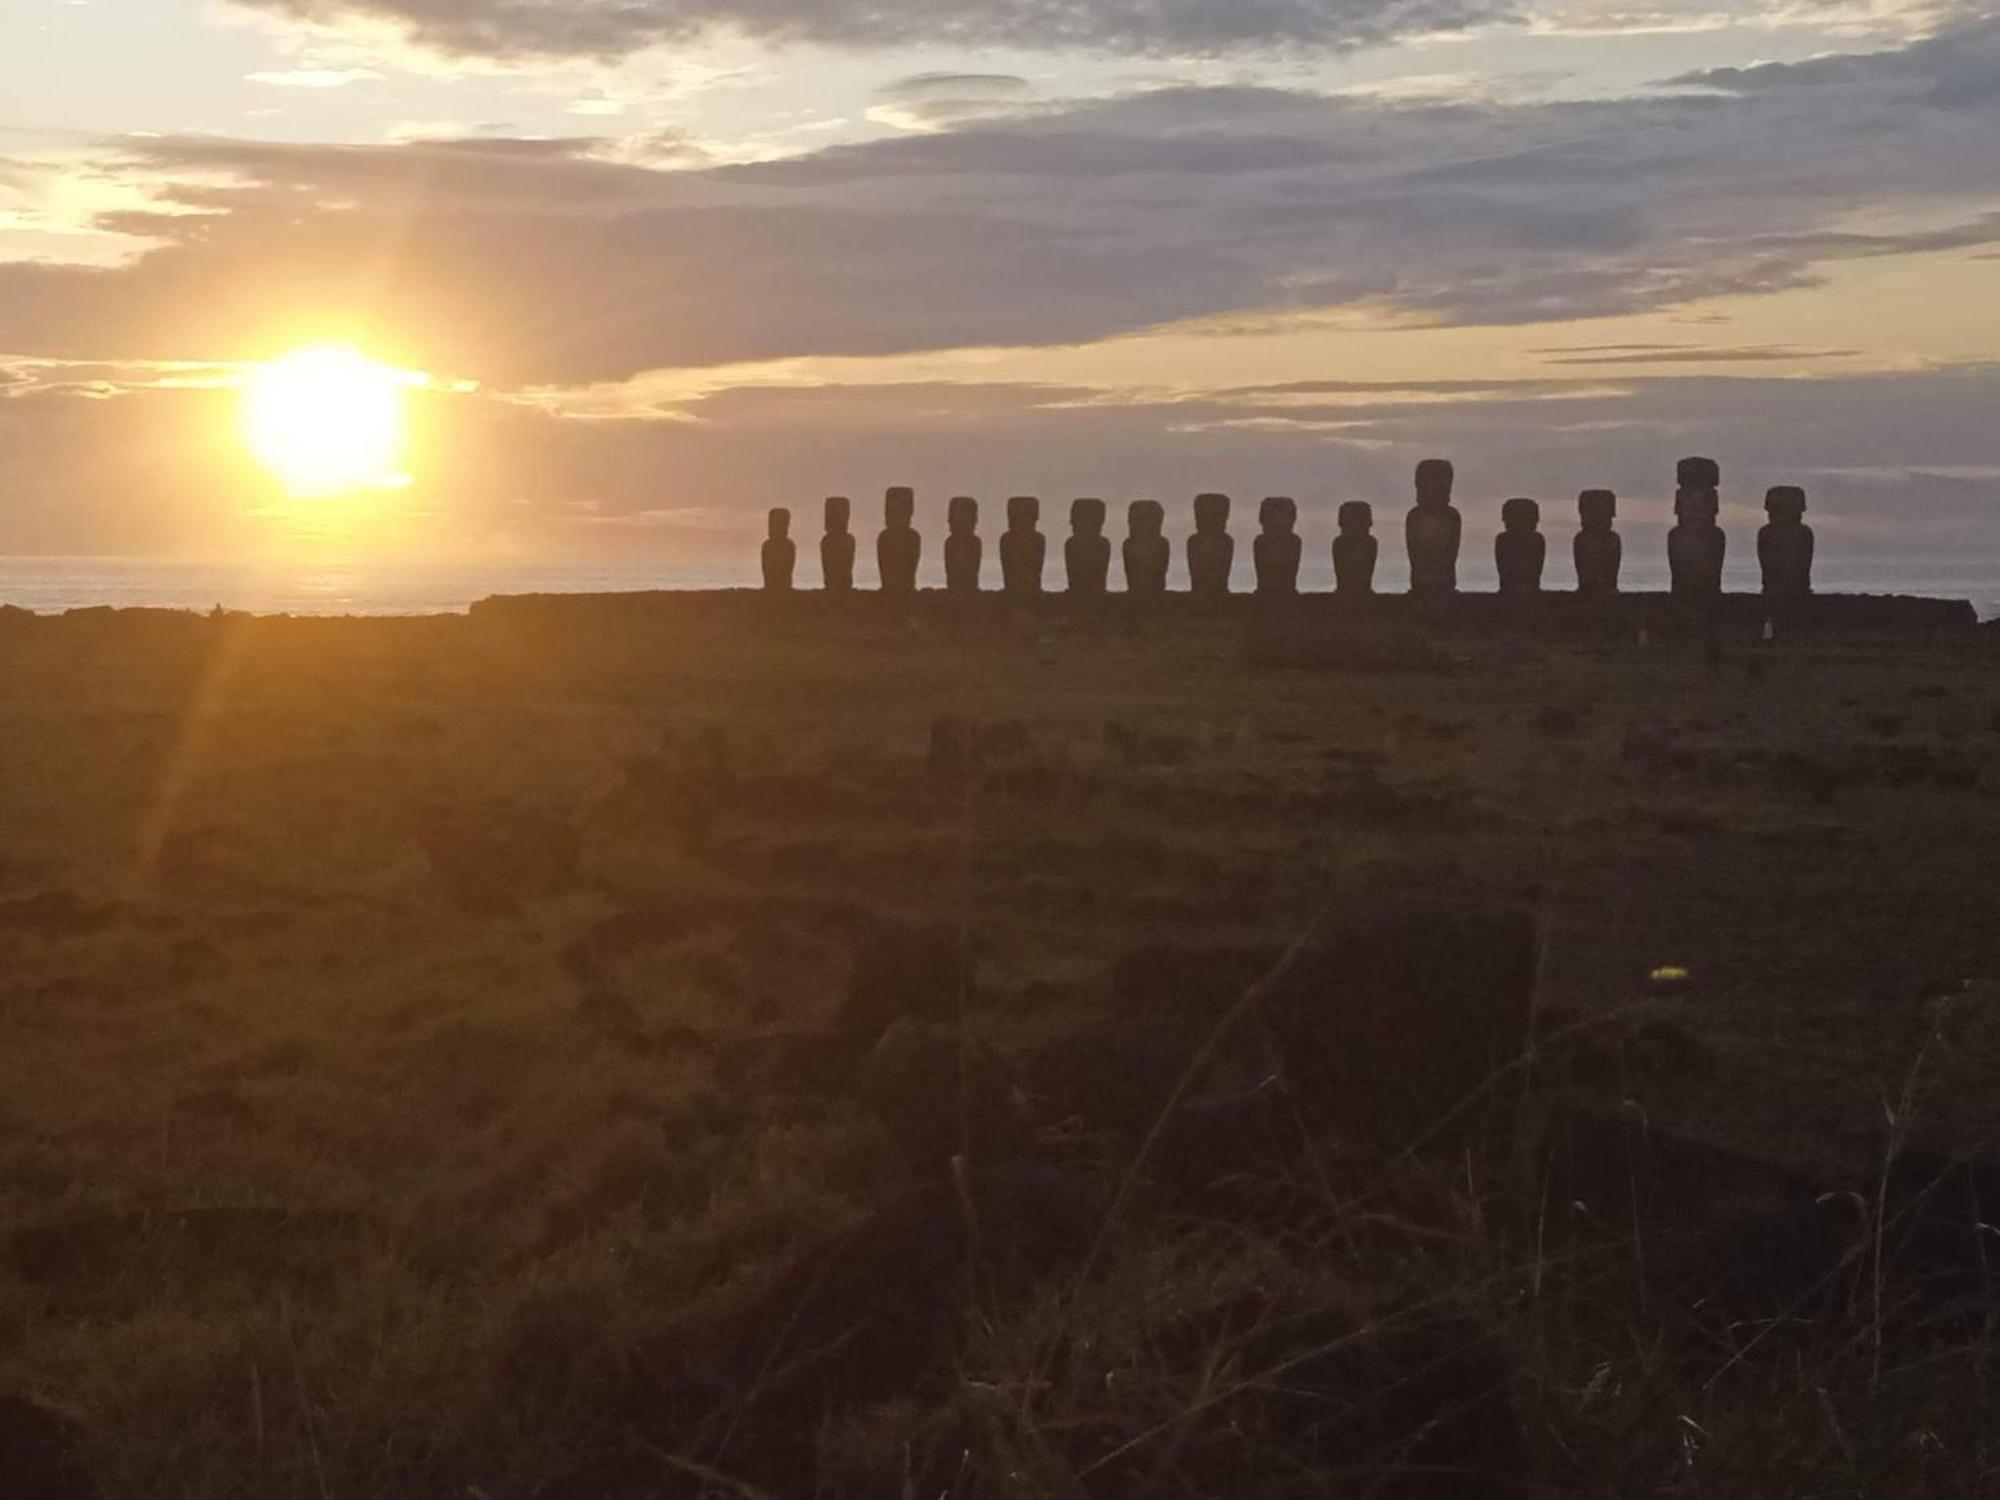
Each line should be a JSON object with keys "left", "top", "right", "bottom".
{"left": 1329, "top": 68, "right": 1570, "bottom": 102}
{"left": 1673, "top": 15, "right": 2000, "bottom": 106}
{"left": 868, "top": 72, "right": 1040, "bottom": 131}
{"left": 228, "top": 0, "right": 1517, "bottom": 61}
{"left": 1532, "top": 343, "right": 1864, "bottom": 364}
{"left": 246, "top": 67, "right": 386, "bottom": 87}
{"left": 12, "top": 361, "right": 1999, "bottom": 570}
{"left": 1, "top": 19, "right": 1996, "bottom": 390}
{"left": 878, "top": 74, "right": 1034, "bottom": 101}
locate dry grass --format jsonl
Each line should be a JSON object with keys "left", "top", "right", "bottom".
{"left": 0, "top": 601, "right": 1995, "bottom": 1495}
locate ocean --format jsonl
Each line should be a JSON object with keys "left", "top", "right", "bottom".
{"left": 1, "top": 555, "right": 1996, "bottom": 620}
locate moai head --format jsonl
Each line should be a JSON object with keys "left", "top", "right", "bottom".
{"left": 1129, "top": 500, "right": 1165, "bottom": 540}
{"left": 1578, "top": 489, "right": 1616, "bottom": 531}
{"left": 1259, "top": 497, "right": 1298, "bottom": 535}
{"left": 1007, "top": 495, "right": 1040, "bottom": 532}
{"left": 1765, "top": 485, "right": 1807, "bottom": 523}
{"left": 1502, "top": 497, "right": 1540, "bottom": 534}
{"left": 1071, "top": 497, "right": 1106, "bottom": 538}
{"left": 948, "top": 495, "right": 979, "bottom": 536}
{"left": 824, "top": 495, "right": 851, "bottom": 536}
{"left": 1678, "top": 457, "right": 1720, "bottom": 490}
{"left": 885, "top": 486, "right": 915, "bottom": 530}
{"left": 1338, "top": 500, "right": 1374, "bottom": 536}
{"left": 1675, "top": 457, "right": 1721, "bottom": 525}
{"left": 768, "top": 507, "right": 791, "bottom": 541}
{"left": 1194, "top": 492, "right": 1231, "bottom": 534}
{"left": 1415, "top": 459, "right": 1455, "bottom": 509}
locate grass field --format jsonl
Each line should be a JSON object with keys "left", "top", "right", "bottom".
{"left": 1, "top": 596, "right": 1997, "bottom": 1496}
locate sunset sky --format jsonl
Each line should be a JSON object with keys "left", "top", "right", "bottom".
{"left": 2, "top": 0, "right": 1996, "bottom": 569}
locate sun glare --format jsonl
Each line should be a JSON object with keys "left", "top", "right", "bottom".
{"left": 242, "top": 345, "right": 424, "bottom": 499}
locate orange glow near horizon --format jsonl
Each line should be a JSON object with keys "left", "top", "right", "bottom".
{"left": 241, "top": 345, "right": 427, "bottom": 500}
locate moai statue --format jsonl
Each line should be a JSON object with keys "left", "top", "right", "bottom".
{"left": 761, "top": 508, "right": 796, "bottom": 592}
{"left": 1254, "top": 497, "right": 1302, "bottom": 596}
{"left": 1000, "top": 496, "right": 1047, "bottom": 596}
{"left": 1668, "top": 457, "right": 1726, "bottom": 600}
{"left": 944, "top": 495, "right": 982, "bottom": 595}
{"left": 1573, "top": 489, "right": 1621, "bottom": 598}
{"left": 1759, "top": 486, "right": 1814, "bottom": 601}
{"left": 1495, "top": 497, "right": 1546, "bottom": 598}
{"left": 1406, "top": 459, "right": 1463, "bottom": 598}
{"left": 821, "top": 496, "right": 856, "bottom": 593}
{"left": 1332, "top": 501, "right": 1378, "bottom": 596}
{"left": 1066, "top": 498, "right": 1111, "bottom": 596}
{"left": 1187, "top": 492, "right": 1235, "bottom": 598}
{"left": 877, "top": 486, "right": 921, "bottom": 595}
{"left": 1124, "top": 501, "right": 1170, "bottom": 596}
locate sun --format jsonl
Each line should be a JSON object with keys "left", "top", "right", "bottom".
{"left": 241, "top": 345, "right": 425, "bottom": 498}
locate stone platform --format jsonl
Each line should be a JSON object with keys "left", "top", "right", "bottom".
{"left": 466, "top": 588, "right": 1979, "bottom": 640}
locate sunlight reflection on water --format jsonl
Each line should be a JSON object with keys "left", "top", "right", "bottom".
{"left": 0, "top": 558, "right": 754, "bottom": 616}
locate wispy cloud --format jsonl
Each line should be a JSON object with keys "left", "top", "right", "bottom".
{"left": 868, "top": 72, "right": 1040, "bottom": 130}
{"left": 1533, "top": 342, "right": 1864, "bottom": 364}
{"left": 224, "top": 0, "right": 1522, "bottom": 62}
{"left": 246, "top": 67, "right": 386, "bottom": 87}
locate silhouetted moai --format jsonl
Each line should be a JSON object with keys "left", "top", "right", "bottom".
{"left": 1759, "top": 486, "right": 1814, "bottom": 602}
{"left": 944, "top": 496, "right": 982, "bottom": 595}
{"left": 821, "top": 496, "right": 856, "bottom": 593}
{"left": 1124, "top": 501, "right": 1170, "bottom": 596}
{"left": 1254, "top": 497, "right": 1302, "bottom": 596}
{"left": 1066, "top": 498, "right": 1111, "bottom": 596}
{"left": 1187, "top": 493, "right": 1235, "bottom": 598}
{"left": 1000, "top": 496, "right": 1047, "bottom": 597}
{"left": 877, "top": 486, "right": 921, "bottom": 595}
{"left": 1668, "top": 458, "right": 1726, "bottom": 601}
{"left": 1333, "top": 501, "right": 1378, "bottom": 596}
{"left": 761, "top": 508, "right": 796, "bottom": 592}
{"left": 1669, "top": 458, "right": 1726, "bottom": 664}
{"left": 1406, "top": 459, "right": 1463, "bottom": 598}
{"left": 1573, "top": 489, "right": 1621, "bottom": 598}
{"left": 1495, "top": 498, "right": 1545, "bottom": 598}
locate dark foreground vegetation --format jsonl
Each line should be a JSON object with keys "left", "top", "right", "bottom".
{"left": 1, "top": 595, "right": 1998, "bottom": 1497}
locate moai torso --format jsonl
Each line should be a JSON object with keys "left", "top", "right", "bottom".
{"left": 1668, "top": 458, "right": 1726, "bottom": 599}
{"left": 877, "top": 486, "right": 921, "bottom": 595}
{"left": 761, "top": 508, "right": 796, "bottom": 592}
{"left": 944, "top": 496, "right": 982, "bottom": 594}
{"left": 1187, "top": 492, "right": 1235, "bottom": 597}
{"left": 821, "top": 496, "right": 856, "bottom": 593}
{"left": 1000, "top": 496, "right": 1046, "bottom": 596}
{"left": 1066, "top": 498, "right": 1111, "bottom": 595}
{"left": 1333, "top": 501, "right": 1378, "bottom": 595}
{"left": 1254, "top": 497, "right": 1302, "bottom": 596}
{"left": 1406, "top": 459, "right": 1462, "bottom": 597}
{"left": 1124, "top": 501, "right": 1170, "bottom": 596}
{"left": 1495, "top": 497, "right": 1545, "bottom": 597}
{"left": 1573, "top": 489, "right": 1621, "bottom": 597}
{"left": 1758, "top": 486, "right": 1814, "bottom": 599}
